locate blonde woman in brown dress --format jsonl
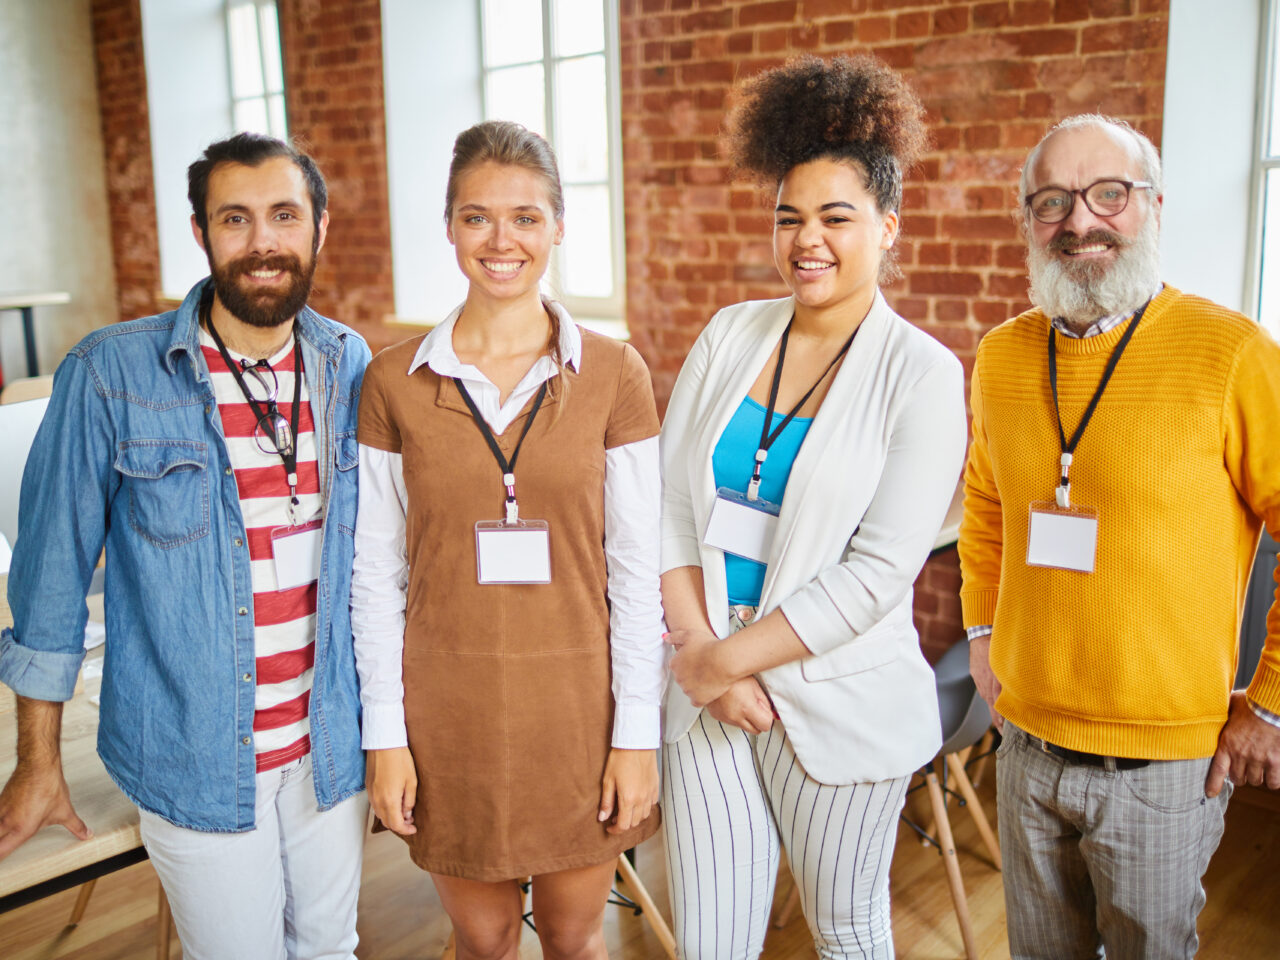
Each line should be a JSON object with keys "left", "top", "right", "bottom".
{"left": 351, "top": 121, "right": 664, "bottom": 960}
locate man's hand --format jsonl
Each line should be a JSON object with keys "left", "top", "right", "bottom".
{"left": 366, "top": 746, "right": 418, "bottom": 836}
{"left": 1206, "top": 691, "right": 1280, "bottom": 797}
{"left": 599, "top": 748, "right": 658, "bottom": 836}
{"left": 666, "top": 628, "right": 735, "bottom": 707}
{"left": 969, "top": 636, "right": 1004, "bottom": 732}
{"left": 0, "top": 696, "right": 92, "bottom": 860}
{"left": 0, "top": 761, "right": 92, "bottom": 859}
{"left": 707, "top": 677, "right": 774, "bottom": 735}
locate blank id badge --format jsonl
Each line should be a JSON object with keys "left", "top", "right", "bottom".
{"left": 703, "top": 487, "right": 780, "bottom": 564}
{"left": 271, "top": 519, "right": 323, "bottom": 590}
{"left": 476, "top": 519, "right": 551, "bottom": 584}
{"left": 1026, "top": 501, "right": 1098, "bottom": 573}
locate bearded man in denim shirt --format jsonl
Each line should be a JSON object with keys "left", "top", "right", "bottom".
{"left": 0, "top": 133, "right": 370, "bottom": 960}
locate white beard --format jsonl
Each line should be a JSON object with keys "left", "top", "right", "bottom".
{"left": 1026, "top": 210, "right": 1161, "bottom": 329}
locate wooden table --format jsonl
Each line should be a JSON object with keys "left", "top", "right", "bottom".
{"left": 0, "top": 578, "right": 145, "bottom": 913}
{"left": 0, "top": 291, "right": 70, "bottom": 379}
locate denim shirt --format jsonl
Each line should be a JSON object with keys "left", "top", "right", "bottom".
{"left": 0, "top": 280, "right": 370, "bottom": 832}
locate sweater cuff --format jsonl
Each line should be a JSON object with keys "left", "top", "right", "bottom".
{"left": 961, "top": 589, "right": 999, "bottom": 630}
{"left": 1246, "top": 660, "right": 1280, "bottom": 718}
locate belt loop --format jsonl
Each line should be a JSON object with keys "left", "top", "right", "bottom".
{"left": 1103, "top": 755, "right": 1117, "bottom": 775}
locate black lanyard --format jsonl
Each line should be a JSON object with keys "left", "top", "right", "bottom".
{"left": 203, "top": 292, "right": 303, "bottom": 517}
{"left": 1047, "top": 300, "right": 1148, "bottom": 506}
{"left": 454, "top": 378, "right": 548, "bottom": 523}
{"left": 748, "top": 317, "right": 857, "bottom": 500}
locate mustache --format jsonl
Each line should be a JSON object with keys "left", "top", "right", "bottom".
{"left": 223, "top": 253, "right": 306, "bottom": 281}
{"left": 1048, "top": 229, "right": 1129, "bottom": 255}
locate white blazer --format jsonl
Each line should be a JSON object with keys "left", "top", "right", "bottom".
{"left": 660, "top": 293, "right": 967, "bottom": 784}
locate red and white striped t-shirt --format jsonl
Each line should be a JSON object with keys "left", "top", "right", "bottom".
{"left": 200, "top": 329, "right": 321, "bottom": 773}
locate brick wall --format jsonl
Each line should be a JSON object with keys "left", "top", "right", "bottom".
{"left": 617, "top": 0, "right": 1170, "bottom": 660}
{"left": 91, "top": 0, "right": 163, "bottom": 325}
{"left": 277, "top": 0, "right": 395, "bottom": 338}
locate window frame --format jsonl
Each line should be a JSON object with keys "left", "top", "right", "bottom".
{"left": 224, "top": 0, "right": 288, "bottom": 138}
{"left": 476, "top": 0, "right": 626, "bottom": 326}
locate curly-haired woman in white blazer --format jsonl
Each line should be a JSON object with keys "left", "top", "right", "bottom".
{"left": 659, "top": 56, "right": 968, "bottom": 959}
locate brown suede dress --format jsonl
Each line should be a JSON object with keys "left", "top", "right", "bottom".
{"left": 358, "top": 329, "right": 661, "bottom": 881}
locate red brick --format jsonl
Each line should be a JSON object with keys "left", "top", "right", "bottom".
{"left": 918, "top": 242, "right": 951, "bottom": 266}
{"left": 933, "top": 7, "right": 969, "bottom": 34}
{"left": 955, "top": 243, "right": 993, "bottom": 267}
{"left": 896, "top": 11, "right": 930, "bottom": 39}
{"left": 1052, "top": 0, "right": 1090, "bottom": 21}
{"left": 942, "top": 214, "right": 1018, "bottom": 241}
{"left": 965, "top": 125, "right": 1001, "bottom": 150}
{"left": 822, "top": 21, "right": 856, "bottom": 44}
{"left": 738, "top": 1, "right": 799, "bottom": 26}
{"left": 987, "top": 273, "right": 1028, "bottom": 298}
{"left": 680, "top": 9, "right": 733, "bottom": 31}
{"left": 857, "top": 15, "right": 893, "bottom": 43}
{"left": 974, "top": 2, "right": 1011, "bottom": 28}
{"left": 679, "top": 60, "right": 734, "bottom": 84}
{"left": 1010, "top": 28, "right": 1079, "bottom": 57}
{"left": 1011, "top": 0, "right": 1055, "bottom": 25}
{"left": 1090, "top": 0, "right": 1135, "bottom": 15}
{"left": 934, "top": 299, "right": 969, "bottom": 324}
{"left": 909, "top": 271, "right": 983, "bottom": 296}
{"left": 727, "top": 30, "right": 755, "bottom": 53}
{"left": 894, "top": 297, "right": 930, "bottom": 321}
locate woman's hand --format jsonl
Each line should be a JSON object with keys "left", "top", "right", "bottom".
{"left": 706, "top": 677, "right": 774, "bottom": 735}
{"left": 666, "top": 628, "right": 735, "bottom": 706}
{"left": 599, "top": 748, "right": 659, "bottom": 836}
{"left": 366, "top": 746, "right": 418, "bottom": 836}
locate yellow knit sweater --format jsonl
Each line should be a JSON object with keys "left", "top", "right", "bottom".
{"left": 959, "top": 285, "right": 1280, "bottom": 759}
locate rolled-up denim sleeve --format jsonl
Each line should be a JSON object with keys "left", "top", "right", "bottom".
{"left": 0, "top": 353, "right": 116, "bottom": 701}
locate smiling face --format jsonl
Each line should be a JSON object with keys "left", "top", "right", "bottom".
{"left": 1024, "top": 124, "right": 1163, "bottom": 326}
{"left": 772, "top": 157, "right": 898, "bottom": 322}
{"left": 446, "top": 160, "right": 564, "bottom": 308}
{"left": 192, "top": 155, "right": 327, "bottom": 329}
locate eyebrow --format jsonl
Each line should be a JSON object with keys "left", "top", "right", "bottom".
{"left": 213, "top": 200, "right": 305, "bottom": 216}
{"left": 775, "top": 201, "right": 859, "bottom": 213}
{"left": 457, "top": 203, "right": 545, "bottom": 213}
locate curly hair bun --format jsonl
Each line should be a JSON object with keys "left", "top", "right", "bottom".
{"left": 725, "top": 54, "right": 928, "bottom": 207}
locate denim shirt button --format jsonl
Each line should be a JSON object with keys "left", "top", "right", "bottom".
{"left": 238, "top": 606, "right": 248, "bottom": 616}
{"left": 242, "top": 736, "right": 251, "bottom": 745}
{"left": 224, "top": 466, "right": 233, "bottom": 476}
{"left": 205, "top": 405, "right": 212, "bottom": 414}
{"left": 243, "top": 672, "right": 252, "bottom": 681}
{"left": 234, "top": 537, "right": 244, "bottom": 547}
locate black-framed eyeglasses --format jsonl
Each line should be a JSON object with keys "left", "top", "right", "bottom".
{"left": 1024, "top": 179, "right": 1154, "bottom": 224}
{"left": 240, "top": 359, "right": 294, "bottom": 459}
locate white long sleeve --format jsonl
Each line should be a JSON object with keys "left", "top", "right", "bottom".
{"left": 351, "top": 445, "right": 410, "bottom": 749}
{"left": 603, "top": 436, "right": 665, "bottom": 748}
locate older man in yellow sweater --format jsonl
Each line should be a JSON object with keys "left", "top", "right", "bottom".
{"left": 959, "top": 114, "right": 1280, "bottom": 959}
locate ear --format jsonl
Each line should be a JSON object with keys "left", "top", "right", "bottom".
{"left": 315, "top": 209, "right": 330, "bottom": 255}
{"left": 446, "top": 218, "right": 455, "bottom": 246}
{"left": 191, "top": 214, "right": 207, "bottom": 253}
{"left": 554, "top": 217, "right": 564, "bottom": 246}
{"left": 879, "top": 210, "right": 900, "bottom": 251}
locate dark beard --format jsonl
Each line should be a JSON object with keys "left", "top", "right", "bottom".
{"left": 209, "top": 251, "right": 316, "bottom": 329}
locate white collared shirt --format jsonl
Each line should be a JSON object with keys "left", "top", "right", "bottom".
{"left": 351, "top": 302, "right": 665, "bottom": 750}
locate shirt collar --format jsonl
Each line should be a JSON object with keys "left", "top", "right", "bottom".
{"left": 407, "top": 300, "right": 582, "bottom": 377}
{"left": 1051, "top": 283, "right": 1165, "bottom": 339}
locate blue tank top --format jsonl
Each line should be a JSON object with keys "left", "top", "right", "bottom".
{"left": 711, "top": 396, "right": 813, "bottom": 606}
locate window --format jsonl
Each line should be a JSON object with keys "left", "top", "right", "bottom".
{"left": 1249, "top": 0, "right": 1280, "bottom": 337}
{"left": 480, "top": 0, "right": 626, "bottom": 324}
{"left": 226, "top": 0, "right": 287, "bottom": 137}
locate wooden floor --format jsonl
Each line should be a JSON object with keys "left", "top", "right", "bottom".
{"left": 3, "top": 773, "right": 1278, "bottom": 960}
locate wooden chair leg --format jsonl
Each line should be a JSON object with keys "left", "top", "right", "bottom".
{"left": 616, "top": 853, "right": 677, "bottom": 960}
{"left": 946, "top": 752, "right": 1003, "bottom": 871}
{"left": 969, "top": 728, "right": 996, "bottom": 789}
{"left": 772, "top": 882, "right": 801, "bottom": 929}
{"left": 67, "top": 878, "right": 97, "bottom": 925}
{"left": 441, "top": 931, "right": 457, "bottom": 960}
{"left": 924, "top": 766, "right": 980, "bottom": 960}
{"left": 155, "top": 884, "right": 172, "bottom": 960}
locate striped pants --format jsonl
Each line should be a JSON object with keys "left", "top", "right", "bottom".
{"left": 661, "top": 712, "right": 909, "bottom": 960}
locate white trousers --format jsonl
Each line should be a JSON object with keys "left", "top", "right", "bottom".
{"left": 137, "top": 754, "right": 369, "bottom": 960}
{"left": 662, "top": 712, "right": 908, "bottom": 960}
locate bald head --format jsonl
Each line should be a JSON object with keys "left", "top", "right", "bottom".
{"left": 1019, "top": 114, "right": 1163, "bottom": 215}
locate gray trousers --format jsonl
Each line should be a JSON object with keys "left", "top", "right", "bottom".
{"left": 997, "top": 722, "right": 1231, "bottom": 960}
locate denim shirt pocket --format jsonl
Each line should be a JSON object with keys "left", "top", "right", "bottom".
{"left": 114, "top": 439, "right": 211, "bottom": 548}
{"left": 331, "top": 433, "right": 359, "bottom": 536}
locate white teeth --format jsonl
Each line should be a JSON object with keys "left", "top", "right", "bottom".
{"left": 249, "top": 269, "right": 281, "bottom": 278}
{"left": 1067, "top": 244, "right": 1108, "bottom": 255}
{"left": 483, "top": 261, "right": 522, "bottom": 274}
{"left": 796, "top": 260, "right": 834, "bottom": 270}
